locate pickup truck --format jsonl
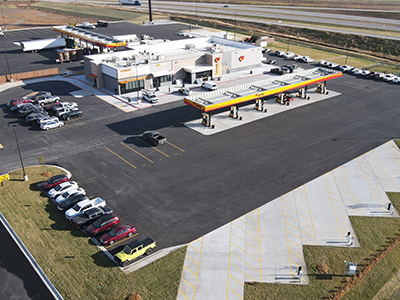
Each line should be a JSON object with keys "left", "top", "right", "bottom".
{"left": 70, "top": 206, "right": 113, "bottom": 229}
{"left": 36, "top": 95, "right": 60, "bottom": 106}
{"left": 114, "top": 238, "right": 156, "bottom": 267}
{"left": 143, "top": 131, "right": 167, "bottom": 146}
{"left": 65, "top": 197, "right": 106, "bottom": 220}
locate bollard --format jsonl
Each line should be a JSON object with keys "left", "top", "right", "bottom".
{"left": 297, "top": 266, "right": 303, "bottom": 281}
{"left": 345, "top": 232, "right": 353, "bottom": 246}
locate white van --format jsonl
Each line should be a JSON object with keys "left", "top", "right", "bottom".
{"left": 201, "top": 82, "right": 217, "bottom": 91}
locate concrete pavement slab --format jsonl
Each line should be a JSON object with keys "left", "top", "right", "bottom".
{"left": 177, "top": 140, "right": 399, "bottom": 300}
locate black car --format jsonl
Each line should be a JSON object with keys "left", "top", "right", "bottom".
{"left": 57, "top": 194, "right": 88, "bottom": 211}
{"left": 62, "top": 109, "right": 82, "bottom": 121}
{"left": 270, "top": 67, "right": 284, "bottom": 75}
{"left": 70, "top": 206, "right": 113, "bottom": 229}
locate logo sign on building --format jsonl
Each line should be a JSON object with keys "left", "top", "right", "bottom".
{"left": 239, "top": 56, "right": 245, "bottom": 62}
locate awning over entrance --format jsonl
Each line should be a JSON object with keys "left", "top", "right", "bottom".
{"left": 184, "top": 65, "right": 214, "bottom": 74}
{"left": 52, "top": 25, "right": 127, "bottom": 48}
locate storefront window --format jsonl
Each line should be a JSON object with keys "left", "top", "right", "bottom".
{"left": 196, "top": 70, "right": 212, "bottom": 79}
{"left": 121, "top": 79, "right": 144, "bottom": 94}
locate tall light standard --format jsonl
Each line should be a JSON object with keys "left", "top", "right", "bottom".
{"left": 234, "top": 12, "right": 237, "bottom": 41}
{"left": 8, "top": 123, "right": 28, "bottom": 181}
{"left": 1, "top": 35, "right": 13, "bottom": 82}
{"left": 135, "top": 55, "right": 140, "bottom": 102}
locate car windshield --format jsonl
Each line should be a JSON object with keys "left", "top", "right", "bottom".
{"left": 108, "top": 228, "right": 117, "bottom": 237}
{"left": 92, "top": 219, "right": 102, "bottom": 228}
{"left": 72, "top": 203, "right": 80, "bottom": 210}
{"left": 54, "top": 184, "right": 65, "bottom": 191}
{"left": 61, "top": 191, "right": 69, "bottom": 198}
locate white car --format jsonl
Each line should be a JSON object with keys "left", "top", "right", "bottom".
{"left": 360, "top": 70, "right": 371, "bottom": 76}
{"left": 283, "top": 51, "right": 294, "bottom": 59}
{"left": 48, "top": 181, "right": 79, "bottom": 199}
{"left": 292, "top": 55, "right": 303, "bottom": 61}
{"left": 40, "top": 119, "right": 64, "bottom": 130}
{"left": 37, "top": 116, "right": 59, "bottom": 125}
{"left": 142, "top": 90, "right": 159, "bottom": 103}
{"left": 392, "top": 76, "right": 400, "bottom": 84}
{"left": 55, "top": 188, "right": 86, "bottom": 204}
{"left": 339, "top": 65, "right": 353, "bottom": 72}
{"left": 65, "top": 197, "right": 106, "bottom": 220}
{"left": 275, "top": 50, "right": 285, "bottom": 57}
{"left": 302, "top": 56, "right": 314, "bottom": 63}
{"left": 383, "top": 74, "right": 395, "bottom": 82}
{"left": 352, "top": 68, "right": 362, "bottom": 76}
{"left": 52, "top": 102, "right": 78, "bottom": 111}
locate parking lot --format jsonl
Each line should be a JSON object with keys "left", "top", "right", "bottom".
{"left": 2, "top": 62, "right": 400, "bottom": 258}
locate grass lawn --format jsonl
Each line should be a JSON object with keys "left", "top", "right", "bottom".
{"left": 0, "top": 166, "right": 186, "bottom": 300}
{"left": 265, "top": 40, "right": 400, "bottom": 74}
{"left": 244, "top": 193, "right": 400, "bottom": 300}
{"left": 30, "top": 2, "right": 145, "bottom": 22}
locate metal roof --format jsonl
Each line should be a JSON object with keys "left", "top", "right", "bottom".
{"left": 52, "top": 25, "right": 126, "bottom": 48}
{"left": 184, "top": 67, "right": 342, "bottom": 112}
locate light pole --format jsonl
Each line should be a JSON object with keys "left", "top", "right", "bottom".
{"left": 135, "top": 55, "right": 140, "bottom": 102}
{"left": 8, "top": 123, "right": 28, "bottom": 181}
{"left": 234, "top": 12, "right": 237, "bottom": 41}
{"left": 1, "top": 35, "right": 12, "bottom": 82}
{"left": 75, "top": 0, "right": 78, "bottom": 25}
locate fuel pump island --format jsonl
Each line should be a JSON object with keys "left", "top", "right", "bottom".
{"left": 184, "top": 67, "right": 342, "bottom": 128}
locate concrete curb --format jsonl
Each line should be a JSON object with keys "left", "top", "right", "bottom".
{"left": 0, "top": 212, "right": 64, "bottom": 300}
{"left": 122, "top": 244, "right": 187, "bottom": 274}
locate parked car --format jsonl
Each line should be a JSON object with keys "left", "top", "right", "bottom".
{"left": 9, "top": 91, "right": 50, "bottom": 105}
{"left": 29, "top": 91, "right": 52, "bottom": 101}
{"left": 274, "top": 50, "right": 285, "bottom": 57}
{"left": 338, "top": 65, "right": 353, "bottom": 72}
{"left": 9, "top": 98, "right": 34, "bottom": 109}
{"left": 40, "top": 174, "right": 69, "bottom": 191}
{"left": 301, "top": 56, "right": 314, "bottom": 63}
{"left": 374, "top": 73, "right": 385, "bottom": 80}
{"left": 392, "top": 76, "right": 400, "bottom": 84}
{"left": 36, "top": 95, "right": 60, "bottom": 106}
{"left": 383, "top": 74, "right": 395, "bottom": 82}
{"left": 40, "top": 120, "right": 64, "bottom": 131}
{"left": 283, "top": 51, "right": 294, "bottom": 59}
{"left": 62, "top": 109, "right": 83, "bottom": 120}
{"left": 270, "top": 67, "right": 284, "bottom": 75}
{"left": 55, "top": 187, "right": 86, "bottom": 204}
{"left": 65, "top": 197, "right": 106, "bottom": 220}
{"left": 52, "top": 102, "right": 78, "bottom": 111}
{"left": 142, "top": 90, "right": 159, "bottom": 103}
{"left": 292, "top": 54, "right": 303, "bottom": 61}
{"left": 26, "top": 111, "right": 48, "bottom": 123}
{"left": 262, "top": 48, "right": 272, "bottom": 54}
{"left": 177, "top": 88, "right": 192, "bottom": 96}
{"left": 85, "top": 214, "right": 120, "bottom": 236}
{"left": 57, "top": 194, "right": 89, "bottom": 211}
{"left": 19, "top": 104, "right": 43, "bottom": 117}
{"left": 281, "top": 67, "right": 291, "bottom": 74}
{"left": 360, "top": 70, "right": 371, "bottom": 77}
{"left": 143, "top": 131, "right": 167, "bottom": 146}
{"left": 71, "top": 206, "right": 113, "bottom": 229}
{"left": 55, "top": 107, "right": 77, "bottom": 118}
{"left": 48, "top": 181, "right": 79, "bottom": 199}
{"left": 264, "top": 59, "right": 276, "bottom": 65}
{"left": 45, "top": 102, "right": 61, "bottom": 111}
{"left": 37, "top": 115, "right": 59, "bottom": 125}
{"left": 99, "top": 224, "right": 137, "bottom": 245}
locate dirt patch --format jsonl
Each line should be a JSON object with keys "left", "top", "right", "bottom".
{"left": 0, "top": 3, "right": 96, "bottom": 30}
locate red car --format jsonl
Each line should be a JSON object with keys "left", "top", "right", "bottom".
{"left": 99, "top": 224, "right": 136, "bottom": 245}
{"left": 85, "top": 214, "right": 120, "bottom": 236}
{"left": 40, "top": 174, "right": 69, "bottom": 191}
{"left": 9, "top": 98, "right": 34, "bottom": 107}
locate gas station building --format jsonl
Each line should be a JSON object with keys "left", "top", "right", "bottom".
{"left": 82, "top": 36, "right": 263, "bottom": 95}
